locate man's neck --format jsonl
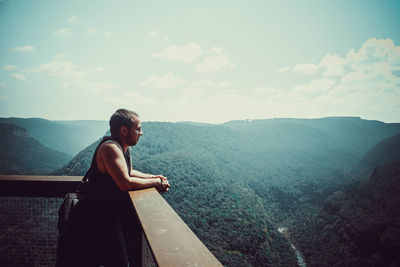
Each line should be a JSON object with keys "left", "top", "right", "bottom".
{"left": 110, "top": 135, "right": 129, "bottom": 152}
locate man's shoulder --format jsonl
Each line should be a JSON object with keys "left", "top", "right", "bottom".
{"left": 98, "top": 140, "right": 123, "bottom": 156}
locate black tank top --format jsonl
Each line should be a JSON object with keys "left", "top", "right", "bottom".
{"left": 79, "top": 136, "right": 131, "bottom": 200}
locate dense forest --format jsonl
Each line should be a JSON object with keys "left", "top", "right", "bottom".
{"left": 0, "top": 117, "right": 108, "bottom": 156}
{"left": 0, "top": 123, "right": 70, "bottom": 174}
{"left": 292, "top": 134, "right": 400, "bottom": 267}
{"left": 55, "top": 117, "right": 400, "bottom": 266}
{"left": 2, "top": 116, "right": 400, "bottom": 266}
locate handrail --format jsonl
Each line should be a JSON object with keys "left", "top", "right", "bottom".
{"left": 0, "top": 175, "right": 82, "bottom": 196}
{"left": 0, "top": 175, "right": 223, "bottom": 267}
{"left": 130, "top": 188, "right": 223, "bottom": 267}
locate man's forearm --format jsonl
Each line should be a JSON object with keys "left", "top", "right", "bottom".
{"left": 124, "top": 176, "right": 161, "bottom": 191}
{"left": 130, "top": 169, "right": 158, "bottom": 179}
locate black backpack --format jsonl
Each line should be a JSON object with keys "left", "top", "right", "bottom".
{"left": 57, "top": 136, "right": 111, "bottom": 234}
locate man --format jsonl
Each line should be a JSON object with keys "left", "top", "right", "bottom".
{"left": 56, "top": 109, "right": 169, "bottom": 267}
{"left": 98, "top": 109, "right": 169, "bottom": 192}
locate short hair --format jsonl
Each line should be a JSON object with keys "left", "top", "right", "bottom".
{"left": 109, "top": 109, "right": 140, "bottom": 136}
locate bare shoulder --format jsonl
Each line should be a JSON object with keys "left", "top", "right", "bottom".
{"left": 96, "top": 141, "right": 124, "bottom": 166}
{"left": 98, "top": 141, "right": 123, "bottom": 158}
{"left": 96, "top": 141, "right": 125, "bottom": 173}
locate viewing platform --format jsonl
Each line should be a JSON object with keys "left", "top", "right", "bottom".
{"left": 0, "top": 175, "right": 222, "bottom": 267}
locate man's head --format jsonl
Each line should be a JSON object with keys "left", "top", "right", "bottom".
{"left": 109, "top": 109, "right": 142, "bottom": 146}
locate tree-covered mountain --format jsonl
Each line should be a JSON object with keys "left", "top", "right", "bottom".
{"left": 224, "top": 117, "right": 400, "bottom": 161}
{"left": 292, "top": 133, "right": 400, "bottom": 267}
{"left": 57, "top": 117, "right": 400, "bottom": 266}
{"left": 0, "top": 117, "right": 108, "bottom": 156}
{"left": 0, "top": 123, "right": 71, "bottom": 174}
{"left": 359, "top": 133, "right": 400, "bottom": 172}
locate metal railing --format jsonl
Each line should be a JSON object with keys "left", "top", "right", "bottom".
{"left": 0, "top": 175, "right": 222, "bottom": 267}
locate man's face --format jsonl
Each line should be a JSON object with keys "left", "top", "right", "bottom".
{"left": 126, "top": 117, "right": 142, "bottom": 146}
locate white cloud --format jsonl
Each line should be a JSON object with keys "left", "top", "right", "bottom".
{"left": 104, "top": 32, "right": 112, "bottom": 38}
{"left": 252, "top": 86, "right": 280, "bottom": 95}
{"left": 292, "top": 78, "right": 336, "bottom": 97}
{"left": 153, "top": 43, "right": 203, "bottom": 63}
{"left": 141, "top": 72, "right": 184, "bottom": 89}
{"left": 67, "top": 16, "right": 79, "bottom": 24}
{"left": 278, "top": 66, "right": 291, "bottom": 72}
{"left": 280, "top": 38, "right": 400, "bottom": 122}
{"left": 194, "top": 53, "right": 235, "bottom": 73}
{"left": 2, "top": 65, "right": 17, "bottom": 70}
{"left": 83, "top": 66, "right": 103, "bottom": 72}
{"left": 86, "top": 27, "right": 96, "bottom": 35}
{"left": 149, "top": 30, "right": 158, "bottom": 37}
{"left": 53, "top": 28, "right": 72, "bottom": 38}
{"left": 12, "top": 73, "right": 27, "bottom": 81}
{"left": 209, "top": 47, "right": 225, "bottom": 55}
{"left": 103, "top": 90, "right": 157, "bottom": 106}
{"left": 293, "top": 63, "right": 319, "bottom": 75}
{"left": 319, "top": 54, "right": 346, "bottom": 77}
{"left": 320, "top": 53, "right": 346, "bottom": 67}
{"left": 0, "top": 82, "right": 5, "bottom": 88}
{"left": 151, "top": 38, "right": 400, "bottom": 123}
{"left": 9, "top": 45, "right": 35, "bottom": 53}
{"left": 190, "top": 80, "right": 230, "bottom": 88}
{"left": 180, "top": 87, "right": 206, "bottom": 101}
{"left": 340, "top": 71, "right": 370, "bottom": 84}
{"left": 347, "top": 38, "right": 396, "bottom": 68}
{"left": 80, "top": 81, "right": 120, "bottom": 96}
{"left": 54, "top": 53, "right": 67, "bottom": 60}
{"left": 33, "top": 60, "right": 86, "bottom": 80}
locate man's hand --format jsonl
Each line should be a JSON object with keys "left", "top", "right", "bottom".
{"left": 155, "top": 177, "right": 170, "bottom": 193}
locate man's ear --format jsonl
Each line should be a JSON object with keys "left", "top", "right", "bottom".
{"left": 121, "top": 125, "right": 128, "bottom": 136}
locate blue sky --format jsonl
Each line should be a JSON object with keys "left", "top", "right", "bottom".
{"left": 1, "top": 0, "right": 399, "bottom": 123}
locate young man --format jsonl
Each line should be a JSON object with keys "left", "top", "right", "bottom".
{"left": 98, "top": 109, "right": 170, "bottom": 192}
{"left": 56, "top": 109, "right": 169, "bottom": 267}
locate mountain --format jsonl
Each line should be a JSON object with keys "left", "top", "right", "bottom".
{"left": 0, "top": 117, "right": 108, "bottom": 156}
{"left": 57, "top": 117, "right": 400, "bottom": 266}
{"left": 359, "top": 133, "right": 400, "bottom": 171}
{"left": 224, "top": 117, "right": 400, "bottom": 161}
{"left": 292, "top": 133, "right": 400, "bottom": 267}
{"left": 0, "top": 123, "right": 71, "bottom": 174}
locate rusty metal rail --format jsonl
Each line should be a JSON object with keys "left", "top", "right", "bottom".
{"left": 0, "top": 175, "right": 222, "bottom": 267}
{"left": 130, "top": 188, "right": 222, "bottom": 267}
{"left": 0, "top": 175, "right": 82, "bottom": 196}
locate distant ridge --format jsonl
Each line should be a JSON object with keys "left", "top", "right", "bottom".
{"left": 0, "top": 123, "right": 70, "bottom": 174}
{"left": 293, "top": 132, "right": 400, "bottom": 267}
{"left": 0, "top": 117, "right": 108, "bottom": 156}
{"left": 56, "top": 116, "right": 400, "bottom": 266}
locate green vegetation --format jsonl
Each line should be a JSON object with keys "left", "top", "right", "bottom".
{"left": 0, "top": 123, "right": 70, "bottom": 174}
{"left": 57, "top": 117, "right": 400, "bottom": 266}
{"left": 3, "top": 116, "right": 400, "bottom": 266}
{"left": 291, "top": 133, "right": 400, "bottom": 267}
{"left": 0, "top": 117, "right": 108, "bottom": 156}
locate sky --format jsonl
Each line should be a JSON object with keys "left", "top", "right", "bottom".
{"left": 0, "top": 0, "right": 400, "bottom": 123}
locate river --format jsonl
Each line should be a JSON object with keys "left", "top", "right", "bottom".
{"left": 278, "top": 227, "right": 307, "bottom": 267}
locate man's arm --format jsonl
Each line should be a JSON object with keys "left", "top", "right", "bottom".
{"left": 128, "top": 149, "right": 168, "bottom": 180}
{"left": 130, "top": 169, "right": 166, "bottom": 179}
{"left": 99, "top": 143, "right": 168, "bottom": 192}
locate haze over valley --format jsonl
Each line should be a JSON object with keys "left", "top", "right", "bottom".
{"left": 1, "top": 116, "right": 400, "bottom": 266}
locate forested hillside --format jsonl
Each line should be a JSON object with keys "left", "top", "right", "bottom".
{"left": 57, "top": 117, "right": 400, "bottom": 266}
{"left": 292, "top": 142, "right": 400, "bottom": 267}
{"left": 0, "top": 117, "right": 108, "bottom": 156}
{"left": 0, "top": 123, "right": 70, "bottom": 174}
